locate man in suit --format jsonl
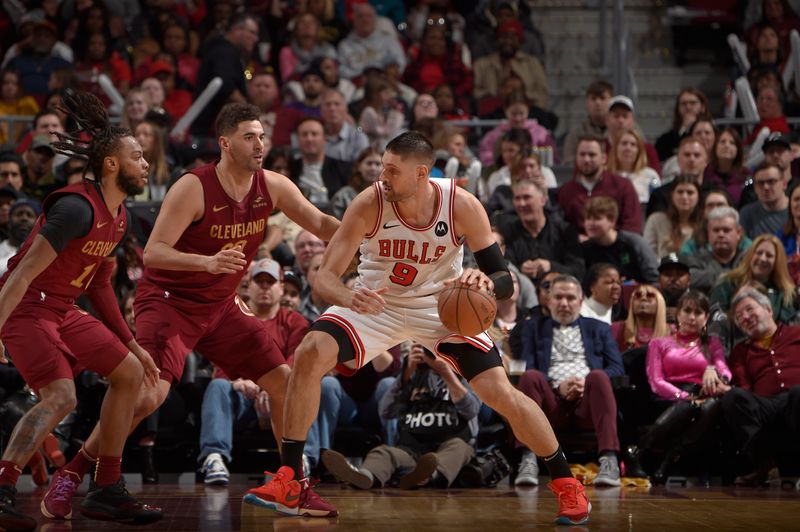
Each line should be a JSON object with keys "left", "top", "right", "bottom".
{"left": 512, "top": 274, "right": 625, "bottom": 487}
{"left": 289, "top": 118, "right": 352, "bottom": 212}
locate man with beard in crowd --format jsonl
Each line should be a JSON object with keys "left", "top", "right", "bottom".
{"left": 0, "top": 199, "right": 39, "bottom": 274}
{"left": 656, "top": 254, "right": 691, "bottom": 323}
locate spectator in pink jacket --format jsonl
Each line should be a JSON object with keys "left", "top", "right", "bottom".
{"left": 479, "top": 91, "right": 556, "bottom": 166}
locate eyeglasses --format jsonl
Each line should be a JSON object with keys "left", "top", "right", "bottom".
{"left": 755, "top": 178, "right": 781, "bottom": 187}
{"left": 539, "top": 280, "right": 552, "bottom": 290}
{"left": 426, "top": 17, "right": 446, "bottom": 26}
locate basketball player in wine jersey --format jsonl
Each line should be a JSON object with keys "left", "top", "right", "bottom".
{"left": 248, "top": 132, "right": 592, "bottom": 525}
{"left": 52, "top": 103, "right": 340, "bottom": 516}
{"left": 0, "top": 91, "right": 163, "bottom": 531}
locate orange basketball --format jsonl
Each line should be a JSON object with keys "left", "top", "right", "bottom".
{"left": 437, "top": 284, "right": 497, "bottom": 336}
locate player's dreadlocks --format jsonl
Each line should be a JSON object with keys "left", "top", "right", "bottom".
{"left": 50, "top": 90, "right": 132, "bottom": 180}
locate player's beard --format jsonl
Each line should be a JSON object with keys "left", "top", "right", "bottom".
{"left": 117, "top": 168, "right": 146, "bottom": 196}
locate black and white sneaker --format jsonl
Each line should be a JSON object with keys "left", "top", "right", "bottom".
{"left": 78, "top": 478, "right": 163, "bottom": 525}
{"left": 0, "top": 484, "right": 37, "bottom": 531}
{"left": 321, "top": 450, "right": 373, "bottom": 489}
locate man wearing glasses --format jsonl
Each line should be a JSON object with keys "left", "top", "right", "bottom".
{"left": 739, "top": 162, "right": 789, "bottom": 239}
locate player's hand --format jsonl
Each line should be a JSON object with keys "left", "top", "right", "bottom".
{"left": 129, "top": 343, "right": 161, "bottom": 388}
{"left": 206, "top": 248, "right": 247, "bottom": 274}
{"left": 349, "top": 287, "right": 387, "bottom": 315}
{"left": 446, "top": 268, "right": 494, "bottom": 293}
{"left": 0, "top": 339, "right": 7, "bottom": 364}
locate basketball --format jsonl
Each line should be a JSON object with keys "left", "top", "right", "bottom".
{"left": 437, "top": 284, "right": 497, "bottom": 336}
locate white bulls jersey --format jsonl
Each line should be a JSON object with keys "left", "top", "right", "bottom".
{"left": 355, "top": 178, "right": 464, "bottom": 299}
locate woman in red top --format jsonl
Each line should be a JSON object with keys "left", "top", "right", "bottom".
{"left": 74, "top": 32, "right": 132, "bottom": 101}
{"left": 403, "top": 22, "right": 472, "bottom": 102}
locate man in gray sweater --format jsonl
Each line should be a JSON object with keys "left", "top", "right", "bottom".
{"left": 683, "top": 206, "right": 749, "bottom": 294}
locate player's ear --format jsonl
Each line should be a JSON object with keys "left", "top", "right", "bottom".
{"left": 104, "top": 155, "right": 117, "bottom": 173}
{"left": 219, "top": 136, "right": 230, "bottom": 151}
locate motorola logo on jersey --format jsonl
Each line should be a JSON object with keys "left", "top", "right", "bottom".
{"left": 435, "top": 222, "right": 448, "bottom": 237}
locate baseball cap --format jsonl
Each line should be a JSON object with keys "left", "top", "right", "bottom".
{"left": 9, "top": 198, "right": 41, "bottom": 217}
{"left": 146, "top": 60, "right": 174, "bottom": 78}
{"left": 608, "top": 95, "right": 634, "bottom": 113}
{"left": 283, "top": 270, "right": 303, "bottom": 291}
{"left": 251, "top": 258, "right": 283, "bottom": 281}
{"left": 658, "top": 253, "right": 689, "bottom": 273}
{"left": 30, "top": 135, "right": 55, "bottom": 154}
{"left": 762, "top": 132, "right": 791, "bottom": 153}
{"left": 496, "top": 20, "right": 524, "bottom": 40}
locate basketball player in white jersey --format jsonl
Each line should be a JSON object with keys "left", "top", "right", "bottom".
{"left": 245, "top": 132, "right": 591, "bottom": 525}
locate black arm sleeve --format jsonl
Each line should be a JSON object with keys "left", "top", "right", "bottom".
{"left": 473, "top": 243, "right": 513, "bottom": 300}
{"left": 38, "top": 195, "right": 94, "bottom": 253}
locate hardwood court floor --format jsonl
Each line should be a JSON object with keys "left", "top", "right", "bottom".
{"left": 13, "top": 474, "right": 800, "bottom": 531}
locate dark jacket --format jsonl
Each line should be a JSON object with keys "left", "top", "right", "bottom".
{"left": 289, "top": 156, "right": 352, "bottom": 206}
{"left": 515, "top": 315, "right": 625, "bottom": 379}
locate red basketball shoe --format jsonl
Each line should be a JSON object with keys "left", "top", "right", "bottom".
{"left": 548, "top": 477, "right": 591, "bottom": 525}
{"left": 244, "top": 466, "right": 338, "bottom": 518}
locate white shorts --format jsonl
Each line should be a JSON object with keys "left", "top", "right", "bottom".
{"left": 311, "top": 294, "right": 502, "bottom": 381}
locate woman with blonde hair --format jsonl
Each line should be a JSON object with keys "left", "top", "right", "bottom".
{"left": 120, "top": 88, "right": 151, "bottom": 132}
{"left": 611, "top": 285, "right": 671, "bottom": 352}
{"left": 608, "top": 128, "right": 661, "bottom": 204}
{"left": 711, "top": 233, "right": 797, "bottom": 322}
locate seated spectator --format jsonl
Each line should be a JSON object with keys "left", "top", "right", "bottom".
{"left": 305, "top": 0, "right": 350, "bottom": 46}
{"left": 722, "top": 287, "right": 800, "bottom": 486}
{"left": 434, "top": 128, "right": 481, "bottom": 194}
{"left": 140, "top": 77, "right": 166, "bottom": 116}
{"left": 478, "top": 128, "right": 532, "bottom": 204}
{"left": 289, "top": 118, "right": 352, "bottom": 210}
{"left": 684, "top": 206, "right": 750, "bottom": 293}
{"left": 22, "top": 135, "right": 59, "bottom": 201}
{"left": 198, "top": 259, "right": 309, "bottom": 485}
{"left": 779, "top": 184, "right": 800, "bottom": 284}
{"left": 292, "top": 230, "right": 326, "bottom": 288}
{"left": 513, "top": 274, "right": 625, "bottom": 487}
{"left": 502, "top": 181, "right": 584, "bottom": 280}
{"left": 322, "top": 344, "right": 479, "bottom": 489}
{"left": 473, "top": 20, "right": 548, "bottom": 110}
{"left": 486, "top": 151, "right": 556, "bottom": 217}
{"left": 403, "top": 21, "right": 472, "bottom": 101}
{"left": 408, "top": 93, "right": 440, "bottom": 133}
{"left": 298, "top": 252, "right": 330, "bottom": 322}
{"left": 581, "top": 196, "right": 659, "bottom": 284}
{"left": 745, "top": 0, "right": 800, "bottom": 55}
{"left": 330, "top": 148, "right": 382, "bottom": 220}
{"left": 581, "top": 263, "right": 622, "bottom": 324}
{"left": 646, "top": 137, "right": 710, "bottom": 217}
{"left": 611, "top": 285, "right": 671, "bottom": 352}
{"left": 680, "top": 189, "right": 739, "bottom": 255}
{"left": 563, "top": 80, "right": 613, "bottom": 168}
{"left": 740, "top": 163, "right": 789, "bottom": 239}
{"left": 0, "top": 187, "right": 16, "bottom": 241}
{"left": 279, "top": 13, "right": 337, "bottom": 82}
{"left": 507, "top": 269, "right": 563, "bottom": 361}
{"left": 321, "top": 89, "right": 369, "bottom": 163}
{"left": 119, "top": 88, "right": 151, "bottom": 132}
{"left": 358, "top": 75, "right": 405, "bottom": 151}
{"left": 740, "top": 132, "right": 796, "bottom": 208}
{"left": 607, "top": 128, "right": 661, "bottom": 205}
{"left": 281, "top": 269, "right": 304, "bottom": 312}
{"left": 605, "top": 96, "right": 661, "bottom": 174}
{"left": 711, "top": 234, "right": 797, "bottom": 323}
{"left": 0, "top": 153, "right": 24, "bottom": 193}
{"left": 337, "top": 3, "right": 406, "bottom": 80}
{"left": 407, "top": 0, "right": 467, "bottom": 47}
{"left": 745, "top": 85, "right": 790, "bottom": 145}
{"left": 644, "top": 175, "right": 703, "bottom": 259}
{"left": 145, "top": 59, "right": 193, "bottom": 124}
{"left": 433, "top": 84, "right": 469, "bottom": 123}
{"left": 73, "top": 31, "right": 132, "bottom": 101}
{"left": 558, "top": 135, "right": 642, "bottom": 236}
{"left": 0, "top": 198, "right": 38, "bottom": 274}
{"left": 6, "top": 20, "right": 73, "bottom": 101}
{"left": 655, "top": 88, "right": 712, "bottom": 162}
{"left": 704, "top": 127, "right": 749, "bottom": 206}
{"left": 466, "top": 0, "right": 544, "bottom": 61}
{"left": 476, "top": 73, "right": 557, "bottom": 131}
{"left": 638, "top": 290, "right": 731, "bottom": 483}
{"left": 248, "top": 69, "right": 280, "bottom": 140}
{"left": 160, "top": 21, "right": 200, "bottom": 90}
{"left": 661, "top": 119, "right": 716, "bottom": 184}
{"left": 479, "top": 91, "right": 556, "bottom": 167}
{"left": 316, "top": 57, "right": 356, "bottom": 103}
{"left": 133, "top": 119, "right": 174, "bottom": 202}
{"left": 0, "top": 68, "right": 39, "bottom": 144}
{"left": 657, "top": 254, "right": 691, "bottom": 324}
{"left": 747, "top": 23, "right": 786, "bottom": 80}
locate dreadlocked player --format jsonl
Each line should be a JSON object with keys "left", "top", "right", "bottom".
{"left": 0, "top": 91, "right": 163, "bottom": 531}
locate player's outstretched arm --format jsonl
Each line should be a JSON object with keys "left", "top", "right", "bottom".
{"left": 0, "top": 236, "right": 57, "bottom": 341}
{"left": 143, "top": 174, "right": 246, "bottom": 274}
{"left": 314, "top": 188, "right": 382, "bottom": 313}
{"left": 265, "top": 170, "right": 340, "bottom": 241}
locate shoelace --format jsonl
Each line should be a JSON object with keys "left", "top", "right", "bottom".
{"left": 51, "top": 475, "right": 79, "bottom": 502}
{"left": 554, "top": 483, "right": 579, "bottom": 509}
{"left": 264, "top": 469, "right": 289, "bottom": 482}
{"left": 299, "top": 480, "right": 324, "bottom": 506}
{"left": 598, "top": 458, "right": 615, "bottom": 476}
